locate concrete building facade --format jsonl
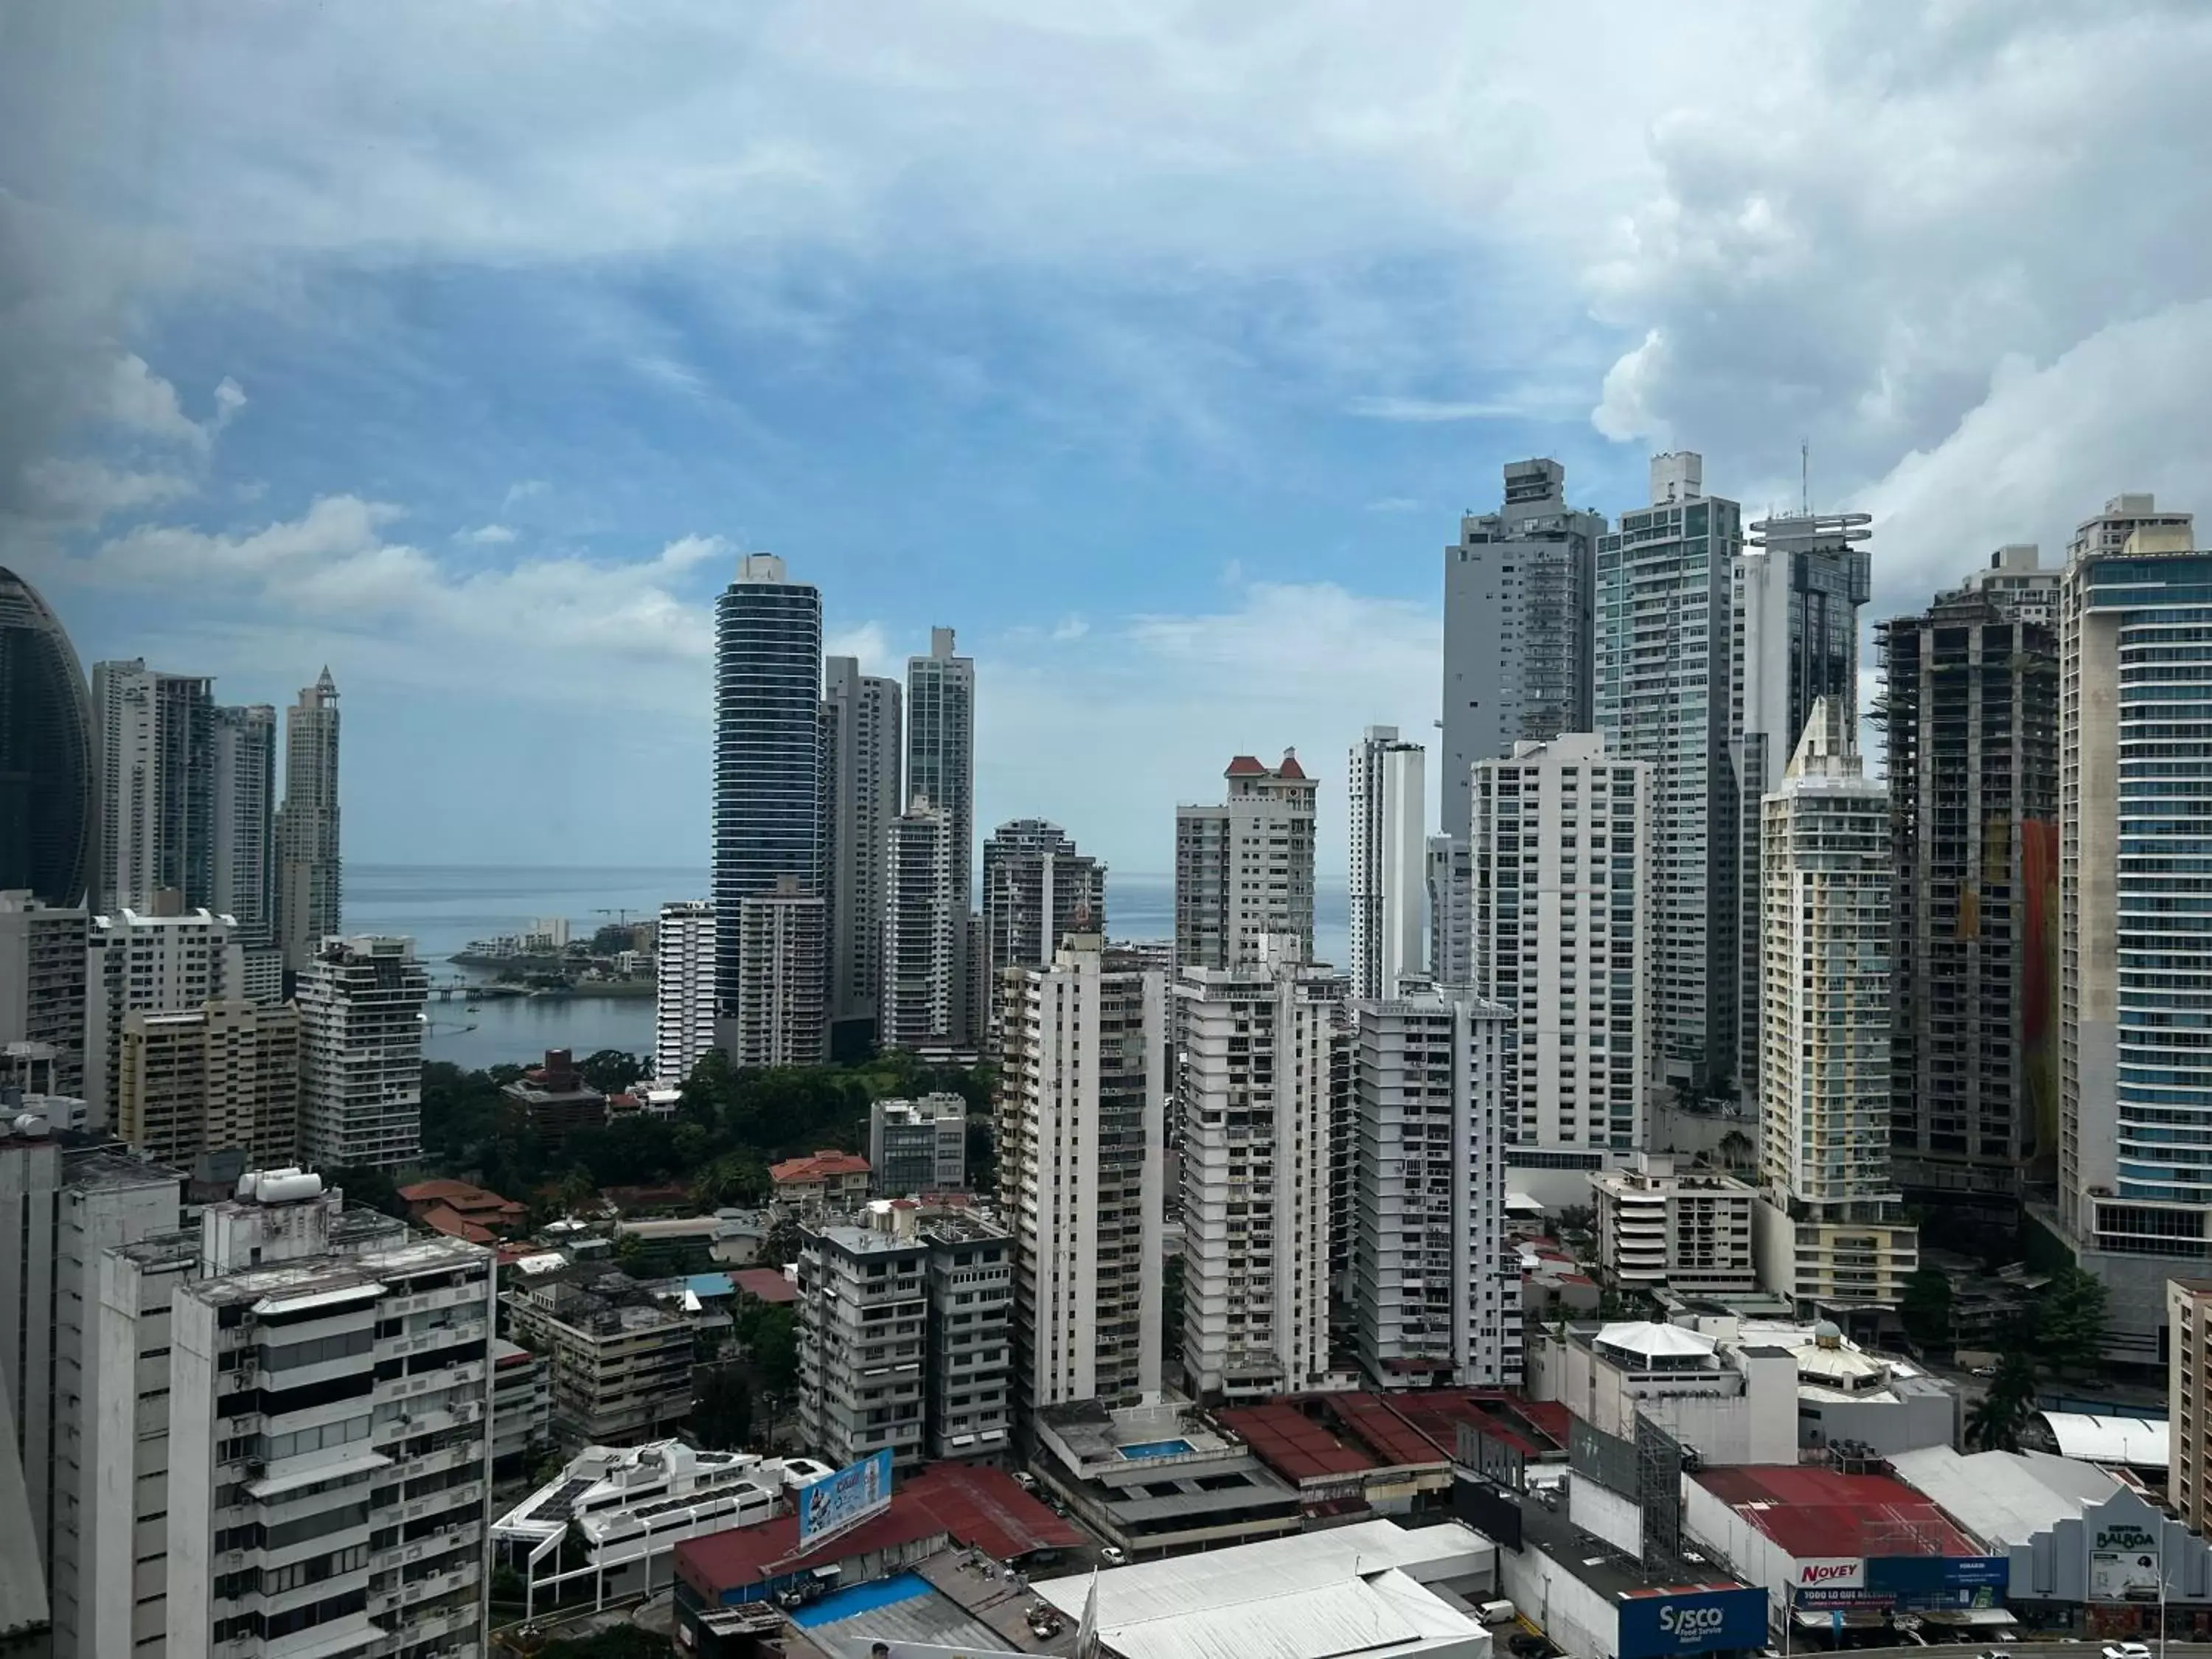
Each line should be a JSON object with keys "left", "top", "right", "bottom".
{"left": 503, "top": 1282, "right": 694, "bottom": 1445}
{"left": 1175, "top": 753, "right": 1317, "bottom": 970}
{"left": 0, "top": 889, "right": 89, "bottom": 1102}
{"left": 995, "top": 935, "right": 1166, "bottom": 1412}
{"left": 867, "top": 1093, "right": 967, "bottom": 1194}
{"left": 651, "top": 899, "right": 716, "bottom": 1087}
{"left": 1351, "top": 983, "right": 1518, "bottom": 1388}
{"left": 209, "top": 703, "right": 276, "bottom": 953}
{"left": 980, "top": 819, "right": 1103, "bottom": 1049}
{"left": 1175, "top": 940, "right": 1340, "bottom": 1400}
{"left": 1590, "top": 1154, "right": 1756, "bottom": 1296}
{"left": 86, "top": 903, "right": 247, "bottom": 1124}
{"left": 296, "top": 936, "right": 428, "bottom": 1172}
{"left": 1595, "top": 451, "right": 1745, "bottom": 1097}
{"left": 91, "top": 658, "right": 214, "bottom": 916}
{"left": 882, "top": 798, "right": 956, "bottom": 1049}
{"left": 820, "top": 656, "right": 902, "bottom": 1047}
{"left": 118, "top": 1000, "right": 300, "bottom": 1171}
{"left": 274, "top": 669, "right": 341, "bottom": 975}
{"left": 1348, "top": 726, "right": 1425, "bottom": 1001}
{"left": 905, "top": 628, "right": 976, "bottom": 1043}
{"left": 729, "top": 876, "right": 826, "bottom": 1067}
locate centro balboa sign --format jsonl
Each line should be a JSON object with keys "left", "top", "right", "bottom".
{"left": 1795, "top": 1557, "right": 1866, "bottom": 1590}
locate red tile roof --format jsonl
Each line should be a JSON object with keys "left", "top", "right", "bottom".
{"left": 1694, "top": 1466, "right": 1980, "bottom": 1561}
{"left": 770, "top": 1151, "right": 872, "bottom": 1184}
{"left": 1216, "top": 1402, "right": 1377, "bottom": 1484}
{"left": 1225, "top": 754, "right": 1265, "bottom": 776}
{"left": 398, "top": 1178, "right": 524, "bottom": 1220}
{"left": 731, "top": 1268, "right": 799, "bottom": 1304}
{"left": 418, "top": 1206, "right": 498, "bottom": 1245}
{"left": 1276, "top": 749, "right": 1307, "bottom": 779}
{"left": 900, "top": 1464, "right": 1085, "bottom": 1561}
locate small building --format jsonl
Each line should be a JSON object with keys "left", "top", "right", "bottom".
{"left": 502, "top": 1279, "right": 695, "bottom": 1444}
{"left": 731, "top": 1265, "right": 797, "bottom": 1304}
{"left": 868, "top": 1092, "right": 968, "bottom": 1194}
{"left": 502, "top": 1047, "right": 608, "bottom": 1147}
{"left": 770, "top": 1149, "right": 872, "bottom": 1214}
{"left": 1029, "top": 1397, "right": 1301, "bottom": 1557}
{"left": 492, "top": 1337, "right": 552, "bottom": 1473}
{"left": 400, "top": 1175, "right": 528, "bottom": 1242}
{"left": 1590, "top": 1154, "right": 1757, "bottom": 1296}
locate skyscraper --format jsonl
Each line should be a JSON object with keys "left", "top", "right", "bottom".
{"left": 1351, "top": 982, "right": 1517, "bottom": 1387}
{"left": 714, "top": 555, "right": 822, "bottom": 1039}
{"left": 821, "top": 655, "right": 902, "bottom": 1048}
{"left": 1471, "top": 734, "right": 1650, "bottom": 1195}
{"left": 731, "top": 875, "right": 828, "bottom": 1066}
{"left": 906, "top": 628, "right": 976, "bottom": 1040}
{"left": 274, "top": 668, "right": 341, "bottom": 974}
{"left": 653, "top": 898, "right": 717, "bottom": 1085}
{"left": 981, "top": 819, "right": 1103, "bottom": 1046}
{"left": 995, "top": 934, "right": 1165, "bottom": 1411}
{"left": 209, "top": 704, "right": 274, "bottom": 940}
{"left": 0, "top": 566, "right": 94, "bottom": 907}
{"left": 1879, "top": 563, "right": 2058, "bottom": 1202}
{"left": 86, "top": 904, "right": 247, "bottom": 1127}
{"left": 1730, "top": 508, "right": 1873, "bottom": 1095}
{"left": 1425, "top": 834, "right": 1472, "bottom": 988}
{"left": 2059, "top": 501, "right": 2212, "bottom": 1362}
{"left": 883, "top": 799, "right": 956, "bottom": 1049}
{"left": 1175, "top": 752, "right": 1317, "bottom": 970}
{"left": 296, "top": 935, "right": 428, "bottom": 1171}
{"left": 1440, "top": 459, "right": 1605, "bottom": 841}
{"left": 1596, "top": 451, "right": 1744, "bottom": 1096}
{"left": 91, "top": 658, "right": 214, "bottom": 915}
{"left": 1176, "top": 939, "right": 1339, "bottom": 1400}
{"left": 1751, "top": 700, "right": 1916, "bottom": 1311}
{"left": 1348, "top": 726, "right": 1425, "bottom": 1001}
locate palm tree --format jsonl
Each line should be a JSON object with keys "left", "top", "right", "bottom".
{"left": 1966, "top": 1352, "right": 2039, "bottom": 1452}
{"left": 1717, "top": 1129, "right": 1753, "bottom": 1169}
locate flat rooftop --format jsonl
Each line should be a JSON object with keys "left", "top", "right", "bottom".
{"left": 189, "top": 1233, "right": 487, "bottom": 1306}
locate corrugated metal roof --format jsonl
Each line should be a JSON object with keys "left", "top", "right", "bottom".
{"left": 2041, "top": 1411, "right": 2171, "bottom": 1467}
{"left": 1696, "top": 1465, "right": 1980, "bottom": 1559}
{"left": 1888, "top": 1444, "right": 2119, "bottom": 1548}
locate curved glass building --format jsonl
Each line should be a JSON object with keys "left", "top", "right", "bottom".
{"left": 0, "top": 566, "right": 94, "bottom": 905}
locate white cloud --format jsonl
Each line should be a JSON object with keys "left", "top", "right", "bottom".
{"left": 824, "top": 622, "right": 894, "bottom": 679}
{"left": 1347, "top": 396, "right": 1520, "bottom": 423}
{"left": 1365, "top": 496, "right": 1421, "bottom": 515}
{"left": 18, "top": 456, "right": 195, "bottom": 526}
{"left": 453, "top": 523, "right": 517, "bottom": 545}
{"left": 501, "top": 479, "right": 548, "bottom": 509}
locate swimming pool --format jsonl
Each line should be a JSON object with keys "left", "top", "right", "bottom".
{"left": 1117, "top": 1439, "right": 1194, "bottom": 1460}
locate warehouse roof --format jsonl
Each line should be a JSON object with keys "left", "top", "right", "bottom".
{"left": 2039, "top": 1412, "right": 2170, "bottom": 1468}
{"left": 1695, "top": 1465, "right": 1979, "bottom": 1559}
{"left": 1888, "top": 1444, "right": 2120, "bottom": 1549}
{"left": 1214, "top": 1402, "right": 1376, "bottom": 1481}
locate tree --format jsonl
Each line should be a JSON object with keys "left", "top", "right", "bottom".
{"left": 579, "top": 1048, "right": 645, "bottom": 1094}
{"left": 555, "top": 1166, "right": 597, "bottom": 1216}
{"left": 1899, "top": 1266, "right": 1953, "bottom": 1349}
{"left": 2038, "top": 1266, "right": 2109, "bottom": 1377}
{"left": 1717, "top": 1129, "right": 1753, "bottom": 1169}
{"left": 1966, "top": 1351, "right": 2039, "bottom": 1452}
{"left": 757, "top": 1214, "right": 804, "bottom": 1268}
{"left": 732, "top": 1300, "right": 799, "bottom": 1397}
{"left": 690, "top": 1363, "right": 754, "bottom": 1450}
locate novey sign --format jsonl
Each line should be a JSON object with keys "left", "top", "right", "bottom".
{"left": 1794, "top": 1557, "right": 1866, "bottom": 1590}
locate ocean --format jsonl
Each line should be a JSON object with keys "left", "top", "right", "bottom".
{"left": 347, "top": 864, "right": 1351, "bottom": 1072}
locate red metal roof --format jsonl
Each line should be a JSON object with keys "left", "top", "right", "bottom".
{"left": 900, "top": 1464, "right": 1085, "bottom": 1561}
{"left": 1694, "top": 1466, "right": 1980, "bottom": 1560}
{"left": 1506, "top": 1399, "right": 1573, "bottom": 1444}
{"left": 1216, "top": 1402, "right": 1378, "bottom": 1483}
{"left": 731, "top": 1267, "right": 799, "bottom": 1304}
{"left": 1326, "top": 1393, "right": 1450, "bottom": 1469}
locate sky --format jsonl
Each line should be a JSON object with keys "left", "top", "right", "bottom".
{"left": 6, "top": 1, "right": 2212, "bottom": 879}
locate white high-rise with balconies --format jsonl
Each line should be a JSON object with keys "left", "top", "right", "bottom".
{"left": 883, "top": 798, "right": 957, "bottom": 1049}
{"left": 1471, "top": 734, "right": 1649, "bottom": 1204}
{"left": 86, "top": 904, "right": 247, "bottom": 1128}
{"left": 821, "top": 656, "right": 902, "bottom": 1047}
{"left": 296, "top": 937, "right": 428, "bottom": 1172}
{"left": 731, "top": 876, "right": 827, "bottom": 1067}
{"left": 906, "top": 630, "right": 975, "bottom": 1042}
{"left": 1175, "top": 752, "right": 1317, "bottom": 970}
{"left": 275, "top": 670, "right": 341, "bottom": 976}
{"left": 1348, "top": 727, "right": 1425, "bottom": 1001}
{"left": 652, "top": 900, "right": 716, "bottom": 1086}
{"left": 1176, "top": 937, "right": 1340, "bottom": 1401}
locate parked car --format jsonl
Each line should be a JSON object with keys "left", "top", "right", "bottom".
{"left": 2102, "top": 1643, "right": 2151, "bottom": 1659}
{"left": 1099, "top": 1545, "right": 1127, "bottom": 1566}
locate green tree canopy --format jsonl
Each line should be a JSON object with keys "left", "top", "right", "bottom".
{"left": 1899, "top": 1266, "right": 1953, "bottom": 1349}
{"left": 2037, "top": 1266, "right": 2109, "bottom": 1377}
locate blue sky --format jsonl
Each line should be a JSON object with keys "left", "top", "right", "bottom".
{"left": 8, "top": 3, "right": 2212, "bottom": 876}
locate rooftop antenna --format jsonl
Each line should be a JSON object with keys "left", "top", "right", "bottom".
{"left": 1801, "top": 439, "right": 1811, "bottom": 515}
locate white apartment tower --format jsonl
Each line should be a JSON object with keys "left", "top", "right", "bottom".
{"left": 995, "top": 935, "right": 1165, "bottom": 1411}
{"left": 1348, "top": 727, "right": 1425, "bottom": 1001}
{"left": 980, "top": 819, "right": 1104, "bottom": 1048}
{"left": 1351, "top": 983, "right": 1517, "bottom": 1387}
{"left": 2060, "top": 501, "right": 2212, "bottom": 1363}
{"left": 731, "top": 876, "right": 827, "bottom": 1066}
{"left": 164, "top": 1174, "right": 495, "bottom": 1659}
{"left": 1176, "top": 939, "right": 1340, "bottom": 1400}
{"left": 883, "top": 798, "right": 958, "bottom": 1048}
{"left": 275, "top": 669, "right": 341, "bottom": 975}
{"left": 1471, "top": 734, "right": 1650, "bottom": 1192}
{"left": 1752, "top": 700, "right": 1918, "bottom": 1310}
{"left": 906, "top": 629, "right": 976, "bottom": 1042}
{"left": 821, "top": 655, "right": 902, "bottom": 1046}
{"left": 296, "top": 936, "right": 428, "bottom": 1172}
{"left": 652, "top": 900, "right": 717, "bottom": 1086}
{"left": 1175, "top": 752, "right": 1317, "bottom": 970}
{"left": 209, "top": 704, "right": 276, "bottom": 953}
{"left": 0, "top": 890, "right": 90, "bottom": 1102}
{"left": 86, "top": 904, "right": 247, "bottom": 1127}
{"left": 1596, "top": 453, "right": 1744, "bottom": 1096}
{"left": 1426, "top": 835, "right": 1472, "bottom": 990}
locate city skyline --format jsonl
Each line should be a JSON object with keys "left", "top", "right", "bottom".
{"left": 10, "top": 9, "right": 2209, "bottom": 877}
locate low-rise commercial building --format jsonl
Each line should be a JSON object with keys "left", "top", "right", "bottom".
{"left": 1590, "top": 1155, "right": 1756, "bottom": 1296}
{"left": 867, "top": 1093, "right": 967, "bottom": 1194}
{"left": 1029, "top": 1397, "right": 1301, "bottom": 1558}
{"left": 503, "top": 1280, "right": 695, "bottom": 1444}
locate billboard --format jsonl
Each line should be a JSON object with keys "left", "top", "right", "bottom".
{"left": 2090, "top": 1521, "right": 2164, "bottom": 1603}
{"left": 1617, "top": 1587, "right": 1770, "bottom": 1659}
{"left": 797, "top": 1448, "right": 894, "bottom": 1550}
{"left": 1792, "top": 1557, "right": 1865, "bottom": 1591}
{"left": 1866, "top": 1554, "right": 2010, "bottom": 1606}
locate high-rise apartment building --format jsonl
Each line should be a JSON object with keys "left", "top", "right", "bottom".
{"left": 651, "top": 899, "right": 716, "bottom": 1086}
{"left": 0, "top": 889, "right": 89, "bottom": 1101}
{"left": 1175, "top": 752, "right": 1317, "bottom": 970}
{"left": 91, "top": 658, "right": 215, "bottom": 915}
{"left": 1879, "top": 574, "right": 2059, "bottom": 1200}
{"left": 821, "top": 656, "right": 902, "bottom": 1046}
{"left": 712, "top": 554, "right": 821, "bottom": 1034}
{"left": 275, "top": 669, "right": 341, "bottom": 975}
{"left": 2171, "top": 1279, "right": 2212, "bottom": 1536}
{"left": 86, "top": 903, "right": 247, "bottom": 1126}
{"left": 0, "top": 566, "right": 95, "bottom": 907}
{"left": 995, "top": 935, "right": 1165, "bottom": 1411}
{"left": 1176, "top": 939, "right": 1340, "bottom": 1401}
{"left": 209, "top": 705, "right": 275, "bottom": 939}
{"left": 118, "top": 1000, "right": 301, "bottom": 1171}
{"left": 2059, "top": 502, "right": 2212, "bottom": 1362}
{"left": 1441, "top": 459, "right": 1606, "bottom": 841}
{"left": 868, "top": 1093, "right": 968, "bottom": 1194}
{"left": 166, "top": 1174, "right": 496, "bottom": 1659}
{"left": 296, "top": 936, "right": 428, "bottom": 1172}
{"left": 1350, "top": 983, "right": 1517, "bottom": 1387}
{"left": 883, "top": 798, "right": 957, "bottom": 1048}
{"left": 1596, "top": 451, "right": 1745, "bottom": 1096}
{"left": 1471, "top": 734, "right": 1650, "bottom": 1194}
{"left": 1752, "top": 700, "right": 1917, "bottom": 1310}
{"left": 981, "top": 819, "right": 1103, "bottom": 1046}
{"left": 906, "top": 628, "right": 976, "bottom": 1041}
{"left": 1348, "top": 727, "right": 1425, "bottom": 1001}
{"left": 1590, "top": 1154, "right": 1756, "bottom": 1297}
{"left": 730, "top": 876, "right": 827, "bottom": 1066}
{"left": 1426, "top": 835, "right": 1472, "bottom": 989}
{"left": 1731, "top": 509, "right": 1874, "bottom": 1096}
{"left": 1950, "top": 541, "right": 2061, "bottom": 625}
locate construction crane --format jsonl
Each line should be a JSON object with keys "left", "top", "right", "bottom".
{"left": 418, "top": 1012, "right": 479, "bottom": 1039}
{"left": 593, "top": 908, "right": 641, "bottom": 926}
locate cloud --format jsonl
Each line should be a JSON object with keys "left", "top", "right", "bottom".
{"left": 1347, "top": 396, "right": 1521, "bottom": 423}
{"left": 501, "top": 480, "right": 548, "bottom": 509}
{"left": 18, "top": 456, "right": 195, "bottom": 526}
{"left": 453, "top": 523, "right": 517, "bottom": 545}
